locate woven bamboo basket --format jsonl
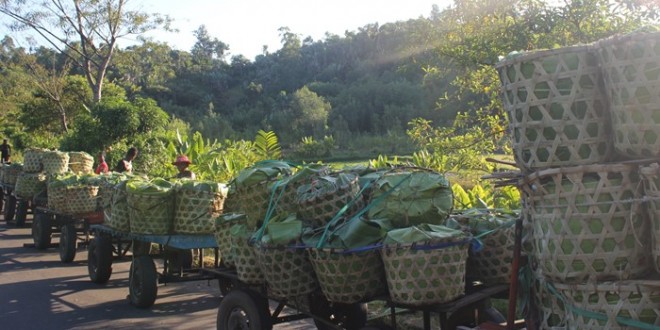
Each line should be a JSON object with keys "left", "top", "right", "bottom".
{"left": 232, "top": 236, "right": 265, "bottom": 285}
{"left": 496, "top": 46, "right": 612, "bottom": 171}
{"left": 467, "top": 224, "right": 516, "bottom": 285}
{"left": 296, "top": 175, "right": 363, "bottom": 229}
{"left": 128, "top": 191, "right": 174, "bottom": 235}
{"left": 308, "top": 247, "right": 387, "bottom": 304}
{"left": 553, "top": 280, "right": 660, "bottom": 329}
{"left": 257, "top": 245, "right": 319, "bottom": 298}
{"left": 68, "top": 152, "right": 94, "bottom": 174}
{"left": 23, "top": 148, "right": 45, "bottom": 173}
{"left": 639, "top": 163, "right": 660, "bottom": 274}
{"left": 521, "top": 164, "right": 651, "bottom": 283}
{"left": 597, "top": 31, "right": 660, "bottom": 158}
{"left": 41, "top": 151, "right": 69, "bottom": 175}
{"left": 65, "top": 185, "right": 99, "bottom": 214}
{"left": 14, "top": 172, "right": 47, "bottom": 199}
{"left": 173, "top": 185, "right": 228, "bottom": 235}
{"left": 381, "top": 241, "right": 468, "bottom": 306}
{"left": 224, "top": 181, "right": 275, "bottom": 230}
{"left": 6, "top": 163, "right": 22, "bottom": 185}
{"left": 47, "top": 182, "right": 67, "bottom": 213}
{"left": 105, "top": 181, "right": 130, "bottom": 232}
{"left": 213, "top": 213, "right": 248, "bottom": 268}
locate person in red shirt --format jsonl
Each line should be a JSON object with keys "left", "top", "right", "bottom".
{"left": 95, "top": 152, "right": 109, "bottom": 174}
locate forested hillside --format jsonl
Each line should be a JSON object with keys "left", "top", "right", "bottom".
{"left": 0, "top": 0, "right": 657, "bottom": 173}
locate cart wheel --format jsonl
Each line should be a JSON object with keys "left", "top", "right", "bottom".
{"left": 216, "top": 289, "right": 272, "bottom": 330}
{"left": 32, "top": 211, "right": 52, "bottom": 250}
{"left": 15, "top": 200, "right": 28, "bottom": 227}
{"left": 88, "top": 235, "right": 113, "bottom": 283}
{"left": 0, "top": 188, "right": 4, "bottom": 211}
{"left": 311, "top": 299, "right": 368, "bottom": 330}
{"left": 59, "top": 223, "right": 77, "bottom": 263}
{"left": 129, "top": 255, "right": 158, "bottom": 308}
{"left": 4, "top": 194, "right": 16, "bottom": 223}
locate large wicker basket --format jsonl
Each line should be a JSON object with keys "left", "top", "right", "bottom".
{"left": 128, "top": 191, "right": 174, "bottom": 235}
{"left": 173, "top": 184, "right": 228, "bottom": 234}
{"left": 68, "top": 152, "right": 94, "bottom": 174}
{"left": 65, "top": 185, "right": 99, "bottom": 214}
{"left": 496, "top": 46, "right": 612, "bottom": 171}
{"left": 232, "top": 236, "right": 265, "bottom": 285}
{"left": 381, "top": 241, "right": 468, "bottom": 306}
{"left": 41, "top": 151, "right": 69, "bottom": 175}
{"left": 521, "top": 164, "right": 651, "bottom": 283}
{"left": 468, "top": 224, "right": 516, "bottom": 285}
{"left": 14, "top": 172, "right": 47, "bottom": 199}
{"left": 553, "top": 280, "right": 660, "bottom": 329}
{"left": 308, "top": 247, "right": 387, "bottom": 304}
{"left": 106, "top": 181, "right": 130, "bottom": 232}
{"left": 530, "top": 271, "right": 568, "bottom": 330}
{"left": 296, "top": 173, "right": 363, "bottom": 229}
{"left": 213, "top": 213, "right": 247, "bottom": 268}
{"left": 223, "top": 182, "right": 273, "bottom": 230}
{"left": 597, "top": 31, "right": 660, "bottom": 158}
{"left": 257, "top": 245, "right": 318, "bottom": 298}
{"left": 23, "top": 148, "right": 44, "bottom": 173}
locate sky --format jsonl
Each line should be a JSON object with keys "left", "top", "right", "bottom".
{"left": 131, "top": 0, "right": 453, "bottom": 60}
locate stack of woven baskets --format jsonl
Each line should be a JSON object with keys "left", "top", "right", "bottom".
{"left": 216, "top": 162, "right": 467, "bottom": 308}
{"left": 496, "top": 29, "right": 660, "bottom": 329}
{"left": 47, "top": 175, "right": 100, "bottom": 215}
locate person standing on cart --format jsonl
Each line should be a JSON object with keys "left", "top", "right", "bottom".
{"left": 1, "top": 139, "right": 11, "bottom": 163}
{"left": 173, "top": 155, "right": 195, "bottom": 179}
{"left": 95, "top": 151, "right": 109, "bottom": 174}
{"left": 115, "top": 147, "right": 137, "bottom": 173}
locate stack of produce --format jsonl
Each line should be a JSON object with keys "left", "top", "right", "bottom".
{"left": 496, "top": 29, "right": 660, "bottom": 329}
{"left": 126, "top": 178, "right": 174, "bottom": 235}
{"left": 173, "top": 180, "right": 228, "bottom": 234}
{"left": 68, "top": 151, "right": 94, "bottom": 174}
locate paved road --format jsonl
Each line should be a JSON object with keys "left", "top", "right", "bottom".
{"left": 0, "top": 214, "right": 315, "bottom": 330}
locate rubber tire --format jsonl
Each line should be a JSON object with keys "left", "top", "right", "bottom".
{"left": 88, "top": 235, "right": 113, "bottom": 283}
{"left": 14, "top": 200, "right": 28, "bottom": 227}
{"left": 4, "top": 194, "right": 16, "bottom": 223}
{"left": 0, "top": 188, "right": 4, "bottom": 212}
{"left": 31, "top": 212, "right": 52, "bottom": 250}
{"left": 129, "top": 255, "right": 158, "bottom": 308}
{"left": 216, "top": 289, "right": 272, "bottom": 330}
{"left": 312, "top": 301, "right": 368, "bottom": 330}
{"left": 59, "top": 223, "right": 77, "bottom": 263}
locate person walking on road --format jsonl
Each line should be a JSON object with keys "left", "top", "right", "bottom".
{"left": 1, "top": 139, "right": 11, "bottom": 163}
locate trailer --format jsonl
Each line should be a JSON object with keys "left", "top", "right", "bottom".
{"left": 87, "top": 224, "right": 218, "bottom": 308}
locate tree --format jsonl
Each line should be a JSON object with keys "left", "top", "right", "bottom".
{"left": 0, "top": 0, "right": 172, "bottom": 102}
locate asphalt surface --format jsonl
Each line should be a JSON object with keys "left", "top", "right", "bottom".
{"left": 0, "top": 213, "right": 315, "bottom": 330}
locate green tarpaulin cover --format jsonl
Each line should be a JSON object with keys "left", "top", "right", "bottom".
{"left": 258, "top": 213, "right": 303, "bottom": 246}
